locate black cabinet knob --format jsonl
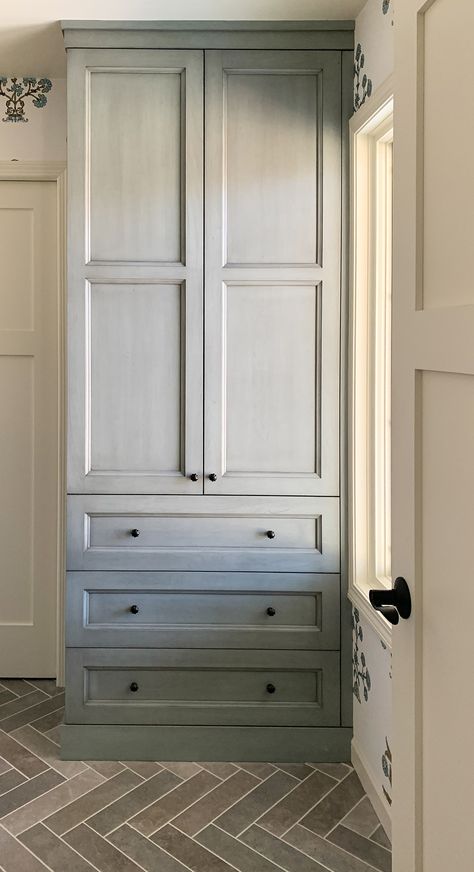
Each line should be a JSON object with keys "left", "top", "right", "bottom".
{"left": 208, "top": 473, "right": 217, "bottom": 482}
{"left": 266, "top": 683, "right": 276, "bottom": 694}
{"left": 130, "top": 528, "right": 140, "bottom": 538}
{"left": 190, "top": 473, "right": 199, "bottom": 482}
{"left": 266, "top": 530, "right": 276, "bottom": 539}
{"left": 368, "top": 577, "right": 412, "bottom": 625}
{"left": 266, "top": 607, "right": 276, "bottom": 617}
{"left": 130, "top": 682, "right": 139, "bottom": 692}
{"left": 130, "top": 604, "right": 139, "bottom": 615}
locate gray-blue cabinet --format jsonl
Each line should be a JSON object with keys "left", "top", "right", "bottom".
{"left": 61, "top": 21, "right": 353, "bottom": 762}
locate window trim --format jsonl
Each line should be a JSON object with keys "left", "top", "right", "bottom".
{"left": 348, "top": 76, "right": 394, "bottom": 645}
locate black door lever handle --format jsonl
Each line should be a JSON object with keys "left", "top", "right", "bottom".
{"left": 368, "top": 577, "right": 411, "bottom": 625}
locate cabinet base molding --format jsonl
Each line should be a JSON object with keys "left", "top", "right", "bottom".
{"left": 60, "top": 724, "right": 352, "bottom": 762}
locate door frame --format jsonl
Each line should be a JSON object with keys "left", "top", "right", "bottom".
{"left": 0, "top": 161, "right": 67, "bottom": 685}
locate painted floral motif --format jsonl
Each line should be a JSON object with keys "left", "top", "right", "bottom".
{"left": 354, "top": 43, "right": 373, "bottom": 112}
{"left": 352, "top": 608, "right": 372, "bottom": 702}
{"left": 382, "top": 736, "right": 393, "bottom": 805}
{"left": 382, "top": 0, "right": 391, "bottom": 13}
{"left": 0, "top": 77, "right": 52, "bottom": 123}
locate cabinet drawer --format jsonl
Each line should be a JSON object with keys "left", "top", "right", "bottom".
{"left": 66, "top": 571, "right": 340, "bottom": 649}
{"left": 67, "top": 495, "right": 339, "bottom": 572}
{"left": 65, "top": 648, "right": 340, "bottom": 727}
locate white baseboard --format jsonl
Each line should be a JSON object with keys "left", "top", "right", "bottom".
{"left": 351, "top": 738, "right": 392, "bottom": 841}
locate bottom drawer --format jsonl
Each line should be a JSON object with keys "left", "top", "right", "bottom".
{"left": 65, "top": 648, "right": 340, "bottom": 727}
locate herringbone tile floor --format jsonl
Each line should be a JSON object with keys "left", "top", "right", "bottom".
{"left": 0, "top": 680, "right": 391, "bottom": 872}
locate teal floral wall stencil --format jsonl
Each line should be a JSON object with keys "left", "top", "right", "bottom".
{"left": 0, "top": 77, "right": 53, "bottom": 123}
{"left": 382, "top": 737, "right": 393, "bottom": 805}
{"left": 352, "top": 608, "right": 372, "bottom": 702}
{"left": 354, "top": 44, "right": 373, "bottom": 111}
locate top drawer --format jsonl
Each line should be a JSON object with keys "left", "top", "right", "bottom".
{"left": 67, "top": 495, "right": 339, "bottom": 572}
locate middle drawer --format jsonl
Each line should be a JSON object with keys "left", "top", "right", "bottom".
{"left": 67, "top": 571, "right": 340, "bottom": 650}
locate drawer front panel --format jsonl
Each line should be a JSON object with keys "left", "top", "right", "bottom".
{"left": 67, "top": 571, "right": 340, "bottom": 649}
{"left": 67, "top": 495, "right": 340, "bottom": 572}
{"left": 65, "top": 648, "right": 340, "bottom": 727}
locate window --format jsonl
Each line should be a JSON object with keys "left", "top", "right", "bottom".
{"left": 348, "top": 78, "right": 394, "bottom": 638}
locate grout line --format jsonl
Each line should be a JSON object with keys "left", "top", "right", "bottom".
{"left": 2, "top": 699, "right": 65, "bottom": 733}
{"left": 0, "top": 692, "right": 51, "bottom": 719}
{"left": 212, "top": 822, "right": 293, "bottom": 872}
{"left": 41, "top": 820, "right": 109, "bottom": 872}
{"left": 167, "top": 822, "right": 246, "bottom": 872}
{"left": 323, "top": 794, "right": 368, "bottom": 839}
{"left": 145, "top": 771, "right": 230, "bottom": 837}
{"left": 80, "top": 768, "right": 191, "bottom": 837}
{"left": 0, "top": 822, "right": 57, "bottom": 872}
{"left": 239, "top": 767, "right": 338, "bottom": 841}
{"left": 144, "top": 823, "right": 196, "bottom": 872}
{"left": 296, "top": 822, "right": 390, "bottom": 872}
{"left": 8, "top": 728, "right": 90, "bottom": 782}
{"left": 280, "top": 765, "right": 356, "bottom": 839}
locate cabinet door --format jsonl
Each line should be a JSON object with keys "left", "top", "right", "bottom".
{"left": 205, "top": 51, "right": 341, "bottom": 496}
{"left": 67, "top": 49, "right": 203, "bottom": 494}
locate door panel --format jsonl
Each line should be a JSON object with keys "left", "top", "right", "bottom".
{"left": 67, "top": 49, "right": 203, "bottom": 494}
{"left": 89, "top": 282, "right": 182, "bottom": 476}
{"left": 224, "top": 283, "right": 319, "bottom": 475}
{"left": 225, "top": 71, "right": 319, "bottom": 266}
{"left": 0, "top": 181, "right": 59, "bottom": 676}
{"left": 205, "top": 50, "right": 341, "bottom": 496}
{"left": 392, "top": 1, "right": 474, "bottom": 868}
{"left": 89, "top": 70, "right": 183, "bottom": 264}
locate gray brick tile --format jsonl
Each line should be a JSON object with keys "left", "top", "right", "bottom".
{"left": 0, "top": 824, "right": 51, "bottom": 871}
{"left": 0, "top": 730, "right": 50, "bottom": 778}
{"left": 88, "top": 768, "right": 182, "bottom": 836}
{"left": 259, "top": 769, "right": 337, "bottom": 836}
{"left": 109, "top": 823, "right": 191, "bottom": 871}
{"left": 19, "top": 822, "right": 98, "bottom": 871}
{"left": 327, "top": 824, "right": 392, "bottom": 872}
{"left": 301, "top": 770, "right": 366, "bottom": 836}
{"left": 215, "top": 770, "right": 298, "bottom": 837}
{"left": 241, "top": 824, "right": 330, "bottom": 871}
{"left": 44, "top": 769, "right": 141, "bottom": 835}
{"left": 152, "top": 824, "right": 237, "bottom": 871}
{"left": 64, "top": 823, "right": 144, "bottom": 871}
{"left": 0, "top": 769, "right": 64, "bottom": 818}
{"left": 1, "top": 693, "right": 65, "bottom": 734}
{"left": 172, "top": 769, "right": 260, "bottom": 836}
{"left": 130, "top": 769, "right": 219, "bottom": 837}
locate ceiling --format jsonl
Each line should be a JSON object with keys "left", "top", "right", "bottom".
{"left": 0, "top": 0, "right": 365, "bottom": 76}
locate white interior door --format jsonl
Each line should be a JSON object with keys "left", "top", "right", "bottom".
{"left": 392, "top": 1, "right": 474, "bottom": 869}
{"left": 0, "top": 180, "right": 59, "bottom": 677}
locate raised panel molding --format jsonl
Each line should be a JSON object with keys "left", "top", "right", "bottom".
{"left": 222, "top": 281, "right": 322, "bottom": 478}
{"left": 223, "top": 68, "right": 322, "bottom": 267}
{"left": 85, "top": 280, "right": 184, "bottom": 477}
{"left": 86, "top": 67, "right": 185, "bottom": 265}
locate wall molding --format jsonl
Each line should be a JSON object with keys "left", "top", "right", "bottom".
{"left": 0, "top": 160, "right": 67, "bottom": 686}
{"left": 352, "top": 738, "right": 392, "bottom": 840}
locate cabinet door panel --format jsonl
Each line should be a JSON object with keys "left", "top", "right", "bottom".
{"left": 67, "top": 49, "right": 203, "bottom": 494}
{"left": 225, "top": 283, "right": 319, "bottom": 475}
{"left": 205, "top": 50, "right": 341, "bottom": 496}
{"left": 90, "top": 71, "right": 182, "bottom": 264}
{"left": 90, "top": 283, "right": 182, "bottom": 475}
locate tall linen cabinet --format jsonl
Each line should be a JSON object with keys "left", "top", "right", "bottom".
{"left": 61, "top": 21, "right": 354, "bottom": 761}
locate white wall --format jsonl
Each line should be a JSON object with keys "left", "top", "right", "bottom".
{"left": 0, "top": 78, "right": 66, "bottom": 161}
{"left": 352, "top": 0, "right": 394, "bottom": 828}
